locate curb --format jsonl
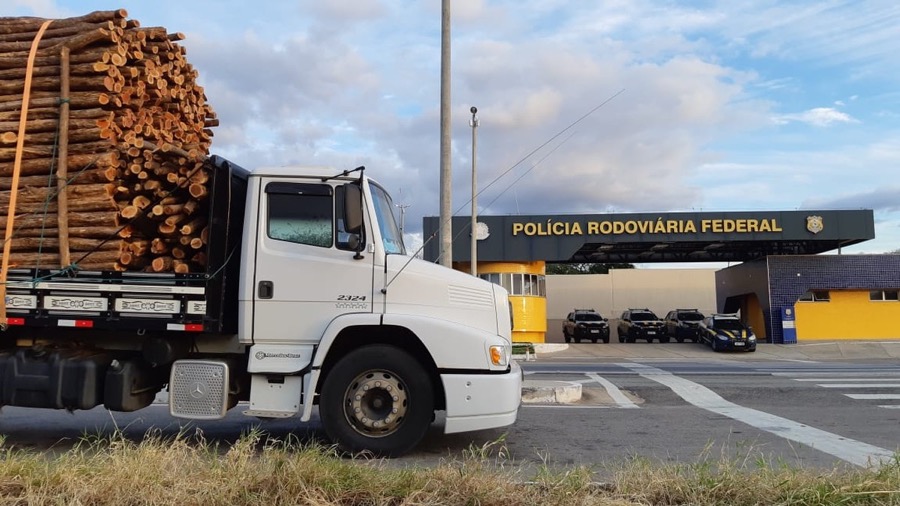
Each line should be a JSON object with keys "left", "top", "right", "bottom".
{"left": 521, "top": 380, "right": 582, "bottom": 404}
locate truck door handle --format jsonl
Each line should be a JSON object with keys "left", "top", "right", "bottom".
{"left": 258, "top": 281, "right": 274, "bottom": 299}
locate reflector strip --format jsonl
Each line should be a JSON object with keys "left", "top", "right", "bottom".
{"left": 167, "top": 323, "right": 204, "bottom": 332}
{"left": 5, "top": 317, "right": 24, "bottom": 325}
{"left": 58, "top": 319, "right": 93, "bottom": 328}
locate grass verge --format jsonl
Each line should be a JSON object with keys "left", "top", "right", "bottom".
{"left": 0, "top": 431, "right": 897, "bottom": 505}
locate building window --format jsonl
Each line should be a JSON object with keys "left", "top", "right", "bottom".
{"left": 870, "top": 290, "right": 899, "bottom": 301}
{"left": 479, "top": 272, "right": 546, "bottom": 296}
{"left": 798, "top": 290, "right": 830, "bottom": 302}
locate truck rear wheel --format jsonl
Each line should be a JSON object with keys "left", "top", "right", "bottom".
{"left": 319, "top": 345, "right": 433, "bottom": 457}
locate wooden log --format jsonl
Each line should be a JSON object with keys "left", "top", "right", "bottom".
{"left": 9, "top": 225, "right": 122, "bottom": 239}
{"left": 0, "top": 151, "right": 118, "bottom": 178}
{"left": 0, "top": 10, "right": 127, "bottom": 36}
{"left": 0, "top": 140, "right": 114, "bottom": 162}
{"left": 4, "top": 249, "right": 120, "bottom": 269}
{"left": 131, "top": 194, "right": 151, "bottom": 209}
{"left": 117, "top": 250, "right": 149, "bottom": 269}
{"left": 127, "top": 239, "right": 149, "bottom": 256}
{"left": 118, "top": 205, "right": 139, "bottom": 220}
{"left": 0, "top": 194, "right": 116, "bottom": 215}
{"left": 188, "top": 182, "right": 207, "bottom": 199}
{"left": 151, "top": 255, "right": 172, "bottom": 272}
{"left": 0, "top": 126, "right": 105, "bottom": 146}
{"left": 0, "top": 211, "right": 118, "bottom": 229}
{"left": 0, "top": 236, "right": 117, "bottom": 252}
{"left": 178, "top": 216, "right": 205, "bottom": 236}
{"left": 0, "top": 117, "right": 107, "bottom": 135}
{"left": 0, "top": 91, "right": 115, "bottom": 112}
{"left": 150, "top": 237, "right": 169, "bottom": 254}
{"left": 0, "top": 27, "right": 110, "bottom": 54}
{"left": 0, "top": 106, "right": 109, "bottom": 123}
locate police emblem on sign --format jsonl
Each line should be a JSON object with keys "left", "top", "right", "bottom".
{"left": 806, "top": 215, "right": 824, "bottom": 234}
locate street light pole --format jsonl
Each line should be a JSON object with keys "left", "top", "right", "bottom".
{"left": 470, "top": 106, "right": 479, "bottom": 276}
{"left": 439, "top": 0, "right": 452, "bottom": 267}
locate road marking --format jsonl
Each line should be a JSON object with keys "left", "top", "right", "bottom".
{"left": 845, "top": 394, "right": 900, "bottom": 400}
{"left": 620, "top": 363, "right": 895, "bottom": 468}
{"left": 771, "top": 371, "right": 900, "bottom": 376}
{"left": 585, "top": 373, "right": 640, "bottom": 409}
{"left": 819, "top": 384, "right": 900, "bottom": 388}
{"left": 523, "top": 405, "right": 613, "bottom": 409}
{"left": 792, "top": 378, "right": 900, "bottom": 382}
{"left": 879, "top": 405, "right": 900, "bottom": 409}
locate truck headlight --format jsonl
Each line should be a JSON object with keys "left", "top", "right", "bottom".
{"left": 490, "top": 345, "right": 508, "bottom": 367}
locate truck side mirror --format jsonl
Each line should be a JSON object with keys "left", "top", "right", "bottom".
{"left": 343, "top": 183, "right": 363, "bottom": 234}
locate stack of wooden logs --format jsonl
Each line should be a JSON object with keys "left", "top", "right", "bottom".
{"left": 0, "top": 9, "right": 217, "bottom": 273}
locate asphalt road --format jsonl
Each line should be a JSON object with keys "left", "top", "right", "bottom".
{"left": 1, "top": 342, "right": 899, "bottom": 478}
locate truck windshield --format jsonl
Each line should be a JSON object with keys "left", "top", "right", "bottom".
{"left": 369, "top": 183, "right": 406, "bottom": 255}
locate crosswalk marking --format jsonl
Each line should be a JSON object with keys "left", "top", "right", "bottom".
{"left": 818, "top": 384, "right": 900, "bottom": 388}
{"left": 776, "top": 372, "right": 900, "bottom": 410}
{"left": 585, "top": 373, "right": 640, "bottom": 409}
{"left": 792, "top": 378, "right": 900, "bottom": 382}
{"left": 622, "top": 363, "right": 895, "bottom": 468}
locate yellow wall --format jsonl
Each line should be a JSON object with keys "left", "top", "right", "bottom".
{"left": 478, "top": 261, "right": 547, "bottom": 343}
{"left": 796, "top": 290, "right": 900, "bottom": 340}
{"left": 475, "top": 261, "right": 545, "bottom": 275}
{"left": 741, "top": 293, "right": 767, "bottom": 340}
{"left": 510, "top": 295, "right": 547, "bottom": 343}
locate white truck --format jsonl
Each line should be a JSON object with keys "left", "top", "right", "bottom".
{"left": 0, "top": 156, "right": 522, "bottom": 456}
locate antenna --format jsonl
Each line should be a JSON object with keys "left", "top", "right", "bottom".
{"left": 394, "top": 188, "right": 411, "bottom": 235}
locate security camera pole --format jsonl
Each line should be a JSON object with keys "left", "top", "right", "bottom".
{"left": 470, "top": 106, "right": 479, "bottom": 276}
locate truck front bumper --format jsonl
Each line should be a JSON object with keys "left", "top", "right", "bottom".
{"left": 441, "top": 360, "right": 522, "bottom": 434}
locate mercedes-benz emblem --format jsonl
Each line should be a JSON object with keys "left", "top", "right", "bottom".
{"left": 189, "top": 381, "right": 207, "bottom": 399}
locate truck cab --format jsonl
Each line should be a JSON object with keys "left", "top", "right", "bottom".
{"left": 0, "top": 156, "right": 522, "bottom": 456}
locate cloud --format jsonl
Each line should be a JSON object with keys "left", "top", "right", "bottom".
{"left": 4, "top": 0, "right": 898, "bottom": 253}
{"left": 772, "top": 107, "right": 859, "bottom": 127}
{"left": 802, "top": 187, "right": 900, "bottom": 213}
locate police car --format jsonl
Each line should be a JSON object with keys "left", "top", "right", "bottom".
{"left": 699, "top": 314, "right": 757, "bottom": 352}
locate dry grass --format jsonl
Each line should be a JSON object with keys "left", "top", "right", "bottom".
{"left": 0, "top": 431, "right": 897, "bottom": 505}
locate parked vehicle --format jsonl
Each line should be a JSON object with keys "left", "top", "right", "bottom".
{"left": 562, "top": 309, "right": 610, "bottom": 343}
{"left": 699, "top": 314, "right": 757, "bottom": 352}
{"left": 617, "top": 309, "right": 667, "bottom": 343}
{"left": 0, "top": 157, "right": 522, "bottom": 456}
{"left": 663, "top": 309, "right": 706, "bottom": 342}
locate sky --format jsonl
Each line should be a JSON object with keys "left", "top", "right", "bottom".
{"left": 6, "top": 1, "right": 900, "bottom": 262}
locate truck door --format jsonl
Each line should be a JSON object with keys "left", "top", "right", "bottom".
{"left": 251, "top": 179, "right": 374, "bottom": 344}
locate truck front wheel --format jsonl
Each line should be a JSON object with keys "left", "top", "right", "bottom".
{"left": 319, "top": 345, "right": 434, "bottom": 457}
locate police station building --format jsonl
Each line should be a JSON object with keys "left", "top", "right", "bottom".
{"left": 423, "top": 210, "right": 900, "bottom": 344}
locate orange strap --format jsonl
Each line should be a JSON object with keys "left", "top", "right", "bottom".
{"left": 1, "top": 20, "right": 53, "bottom": 328}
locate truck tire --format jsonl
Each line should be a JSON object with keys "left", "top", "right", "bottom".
{"left": 319, "top": 345, "right": 434, "bottom": 457}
